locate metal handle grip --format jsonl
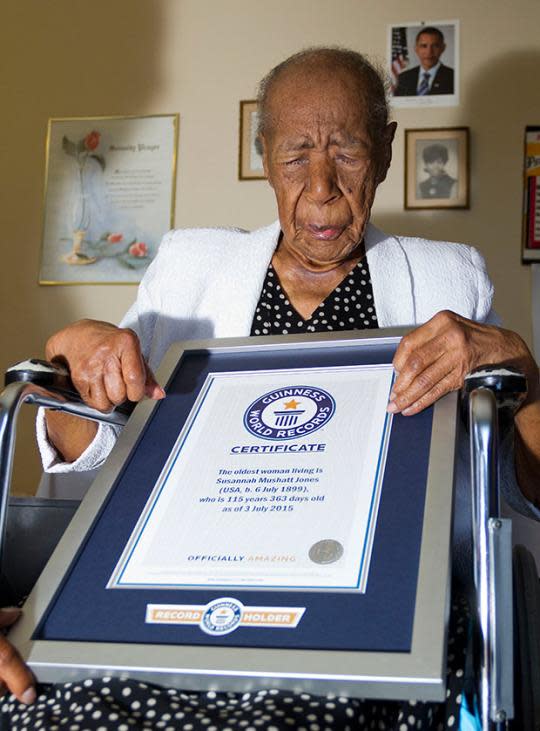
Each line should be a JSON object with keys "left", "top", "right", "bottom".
{"left": 469, "top": 388, "right": 514, "bottom": 729}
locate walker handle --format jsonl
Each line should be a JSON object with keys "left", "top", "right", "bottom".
{"left": 5, "top": 359, "right": 135, "bottom": 418}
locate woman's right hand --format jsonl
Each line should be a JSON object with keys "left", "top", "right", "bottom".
{"left": 43, "top": 319, "right": 164, "bottom": 463}
{"left": 45, "top": 319, "right": 164, "bottom": 412}
{"left": 0, "top": 608, "right": 36, "bottom": 705}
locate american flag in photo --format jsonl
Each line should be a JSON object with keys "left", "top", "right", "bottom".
{"left": 391, "top": 26, "right": 409, "bottom": 89}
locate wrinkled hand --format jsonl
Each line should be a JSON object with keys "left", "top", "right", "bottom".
{"left": 45, "top": 319, "right": 165, "bottom": 412}
{"left": 387, "top": 310, "right": 539, "bottom": 416}
{"left": 0, "top": 608, "right": 35, "bottom": 705}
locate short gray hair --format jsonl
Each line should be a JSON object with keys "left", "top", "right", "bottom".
{"left": 255, "top": 46, "right": 390, "bottom": 155}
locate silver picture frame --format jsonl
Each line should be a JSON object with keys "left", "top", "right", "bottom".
{"left": 10, "top": 329, "right": 457, "bottom": 702}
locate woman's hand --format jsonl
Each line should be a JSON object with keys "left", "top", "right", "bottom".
{"left": 387, "top": 310, "right": 539, "bottom": 416}
{"left": 388, "top": 310, "right": 540, "bottom": 504}
{"left": 0, "top": 608, "right": 35, "bottom": 705}
{"left": 45, "top": 319, "right": 164, "bottom": 412}
{"left": 44, "top": 319, "right": 164, "bottom": 463}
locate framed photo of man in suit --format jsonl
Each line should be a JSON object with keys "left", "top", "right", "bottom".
{"left": 404, "top": 128, "right": 469, "bottom": 210}
{"left": 389, "top": 21, "right": 459, "bottom": 108}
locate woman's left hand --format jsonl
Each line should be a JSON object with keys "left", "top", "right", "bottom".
{"left": 387, "top": 310, "right": 539, "bottom": 415}
{"left": 0, "top": 608, "right": 36, "bottom": 704}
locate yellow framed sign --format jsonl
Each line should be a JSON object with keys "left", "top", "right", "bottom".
{"left": 39, "top": 114, "right": 179, "bottom": 285}
{"left": 522, "top": 126, "right": 540, "bottom": 263}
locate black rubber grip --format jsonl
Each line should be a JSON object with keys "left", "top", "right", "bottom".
{"left": 4, "top": 359, "right": 135, "bottom": 417}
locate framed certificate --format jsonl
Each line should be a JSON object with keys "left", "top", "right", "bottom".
{"left": 11, "top": 330, "right": 457, "bottom": 701}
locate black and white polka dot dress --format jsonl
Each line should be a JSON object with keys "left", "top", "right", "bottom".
{"left": 1, "top": 597, "right": 470, "bottom": 730}
{"left": 250, "top": 261, "right": 378, "bottom": 337}
{"left": 1, "top": 261, "right": 471, "bottom": 730}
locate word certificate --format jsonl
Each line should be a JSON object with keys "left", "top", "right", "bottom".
{"left": 109, "top": 365, "right": 394, "bottom": 592}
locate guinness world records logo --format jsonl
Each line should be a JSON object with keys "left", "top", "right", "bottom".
{"left": 200, "top": 597, "right": 243, "bottom": 636}
{"left": 244, "top": 385, "right": 335, "bottom": 441}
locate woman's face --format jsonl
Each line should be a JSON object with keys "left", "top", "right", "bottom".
{"left": 262, "top": 69, "right": 395, "bottom": 270}
{"left": 424, "top": 159, "right": 446, "bottom": 177}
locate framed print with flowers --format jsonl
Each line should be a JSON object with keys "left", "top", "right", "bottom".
{"left": 39, "top": 114, "right": 179, "bottom": 284}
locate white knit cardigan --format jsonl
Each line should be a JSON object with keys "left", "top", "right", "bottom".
{"left": 120, "top": 220, "right": 496, "bottom": 373}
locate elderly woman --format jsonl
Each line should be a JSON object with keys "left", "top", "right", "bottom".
{"left": 2, "top": 47, "right": 540, "bottom": 730}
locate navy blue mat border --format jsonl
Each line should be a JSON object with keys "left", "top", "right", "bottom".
{"left": 35, "top": 341, "right": 433, "bottom": 653}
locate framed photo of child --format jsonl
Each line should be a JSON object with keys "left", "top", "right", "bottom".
{"left": 404, "top": 127, "right": 469, "bottom": 209}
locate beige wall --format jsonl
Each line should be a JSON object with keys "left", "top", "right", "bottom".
{"left": 2, "top": 0, "right": 540, "bottom": 495}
